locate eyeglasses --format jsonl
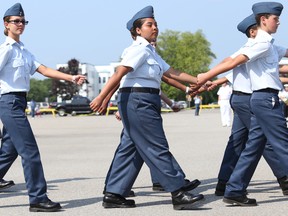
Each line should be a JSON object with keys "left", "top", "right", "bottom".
{"left": 8, "top": 19, "right": 29, "bottom": 25}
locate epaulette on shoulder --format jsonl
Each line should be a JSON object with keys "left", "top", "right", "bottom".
{"left": 0, "top": 42, "right": 10, "bottom": 47}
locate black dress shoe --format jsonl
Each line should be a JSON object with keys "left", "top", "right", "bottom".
{"left": 215, "top": 181, "right": 248, "bottom": 196}
{"left": 223, "top": 195, "right": 257, "bottom": 206}
{"left": 152, "top": 182, "right": 165, "bottom": 191}
{"left": 29, "top": 199, "right": 62, "bottom": 212}
{"left": 103, "top": 192, "right": 136, "bottom": 208}
{"left": 103, "top": 187, "right": 135, "bottom": 197}
{"left": 172, "top": 191, "right": 204, "bottom": 210}
{"left": 278, "top": 176, "right": 288, "bottom": 195}
{"left": 182, "top": 179, "right": 201, "bottom": 192}
{"left": 153, "top": 179, "right": 199, "bottom": 192}
{"left": 0, "top": 179, "right": 15, "bottom": 190}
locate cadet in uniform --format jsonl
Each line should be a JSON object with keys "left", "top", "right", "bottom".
{"left": 213, "top": 14, "right": 288, "bottom": 197}
{"left": 197, "top": 2, "right": 288, "bottom": 206}
{"left": 0, "top": 3, "right": 85, "bottom": 212}
{"left": 90, "top": 5, "right": 204, "bottom": 210}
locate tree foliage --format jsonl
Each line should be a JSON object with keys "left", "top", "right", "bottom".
{"left": 156, "top": 30, "right": 218, "bottom": 103}
{"left": 27, "top": 78, "right": 54, "bottom": 102}
{"left": 51, "top": 58, "right": 80, "bottom": 100}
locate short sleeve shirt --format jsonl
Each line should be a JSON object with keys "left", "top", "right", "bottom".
{"left": 119, "top": 36, "right": 170, "bottom": 89}
{"left": 240, "top": 30, "right": 286, "bottom": 91}
{"left": 0, "top": 37, "right": 41, "bottom": 94}
{"left": 229, "top": 38, "right": 254, "bottom": 94}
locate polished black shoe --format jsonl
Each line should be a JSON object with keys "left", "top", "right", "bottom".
{"left": 29, "top": 199, "right": 62, "bottom": 212}
{"left": 103, "top": 187, "right": 135, "bottom": 197}
{"left": 182, "top": 179, "right": 201, "bottom": 192}
{"left": 0, "top": 179, "right": 15, "bottom": 190}
{"left": 153, "top": 179, "right": 199, "bottom": 192}
{"left": 215, "top": 181, "right": 226, "bottom": 196}
{"left": 172, "top": 191, "right": 204, "bottom": 210}
{"left": 102, "top": 192, "right": 136, "bottom": 208}
{"left": 215, "top": 181, "right": 248, "bottom": 196}
{"left": 152, "top": 182, "right": 165, "bottom": 191}
{"left": 278, "top": 176, "right": 288, "bottom": 195}
{"left": 223, "top": 195, "right": 257, "bottom": 206}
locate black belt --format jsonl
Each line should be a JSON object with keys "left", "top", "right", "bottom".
{"left": 119, "top": 87, "right": 160, "bottom": 94}
{"left": 2, "top": 92, "right": 27, "bottom": 97}
{"left": 253, "top": 88, "right": 279, "bottom": 94}
{"left": 232, "top": 91, "right": 252, "bottom": 96}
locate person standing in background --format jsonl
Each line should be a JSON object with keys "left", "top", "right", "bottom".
{"left": 30, "top": 99, "right": 36, "bottom": 118}
{"left": 193, "top": 94, "right": 202, "bottom": 116}
{"left": 217, "top": 82, "right": 232, "bottom": 126}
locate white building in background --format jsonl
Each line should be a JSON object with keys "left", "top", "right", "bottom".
{"left": 95, "top": 62, "right": 120, "bottom": 101}
{"left": 56, "top": 62, "right": 120, "bottom": 101}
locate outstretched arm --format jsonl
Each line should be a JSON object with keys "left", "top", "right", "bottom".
{"left": 163, "top": 68, "right": 200, "bottom": 92}
{"left": 197, "top": 54, "right": 248, "bottom": 85}
{"left": 37, "top": 65, "right": 86, "bottom": 85}
{"left": 160, "top": 92, "right": 180, "bottom": 112}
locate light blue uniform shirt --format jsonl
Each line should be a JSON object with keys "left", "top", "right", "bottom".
{"left": 229, "top": 38, "right": 254, "bottom": 94}
{"left": 119, "top": 36, "right": 170, "bottom": 89}
{"left": 241, "top": 29, "right": 286, "bottom": 91}
{"left": 0, "top": 37, "right": 41, "bottom": 94}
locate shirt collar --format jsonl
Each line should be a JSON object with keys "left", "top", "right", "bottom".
{"left": 134, "top": 36, "right": 151, "bottom": 47}
{"left": 5, "top": 36, "right": 25, "bottom": 49}
{"left": 256, "top": 29, "right": 274, "bottom": 43}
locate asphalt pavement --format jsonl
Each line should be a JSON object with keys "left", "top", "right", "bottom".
{"left": 0, "top": 109, "right": 287, "bottom": 216}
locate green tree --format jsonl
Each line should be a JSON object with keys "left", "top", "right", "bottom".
{"left": 51, "top": 58, "right": 80, "bottom": 100}
{"left": 157, "top": 30, "right": 217, "bottom": 103}
{"left": 27, "top": 78, "right": 54, "bottom": 102}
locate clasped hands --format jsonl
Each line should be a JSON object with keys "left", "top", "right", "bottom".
{"left": 187, "top": 73, "right": 217, "bottom": 96}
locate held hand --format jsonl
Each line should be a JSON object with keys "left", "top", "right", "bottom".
{"left": 207, "top": 82, "right": 218, "bottom": 91}
{"left": 73, "top": 75, "right": 86, "bottom": 85}
{"left": 197, "top": 73, "right": 209, "bottom": 85}
{"left": 115, "top": 111, "right": 122, "bottom": 121}
{"left": 189, "top": 90, "right": 200, "bottom": 97}
{"left": 188, "top": 83, "right": 201, "bottom": 92}
{"left": 171, "top": 104, "right": 181, "bottom": 112}
{"left": 90, "top": 97, "right": 105, "bottom": 114}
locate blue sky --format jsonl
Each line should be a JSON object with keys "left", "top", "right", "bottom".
{"left": 1, "top": 0, "right": 288, "bottom": 79}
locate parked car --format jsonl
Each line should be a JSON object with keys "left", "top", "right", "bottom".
{"left": 177, "top": 101, "right": 188, "bottom": 109}
{"left": 53, "top": 96, "right": 93, "bottom": 117}
{"left": 107, "top": 100, "right": 118, "bottom": 114}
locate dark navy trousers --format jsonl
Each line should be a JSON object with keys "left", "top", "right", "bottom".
{"left": 225, "top": 92, "right": 288, "bottom": 197}
{"left": 0, "top": 94, "right": 48, "bottom": 204}
{"left": 218, "top": 93, "right": 286, "bottom": 183}
{"left": 105, "top": 129, "right": 186, "bottom": 186}
{"left": 105, "top": 92, "right": 186, "bottom": 196}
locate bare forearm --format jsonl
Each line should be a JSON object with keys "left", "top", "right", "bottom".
{"left": 162, "top": 75, "right": 186, "bottom": 92}
{"left": 164, "top": 68, "right": 197, "bottom": 84}
{"left": 37, "top": 65, "right": 73, "bottom": 82}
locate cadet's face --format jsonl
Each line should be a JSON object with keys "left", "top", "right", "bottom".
{"left": 136, "top": 18, "right": 158, "bottom": 43}
{"left": 5, "top": 16, "right": 26, "bottom": 36}
{"left": 262, "top": 14, "right": 280, "bottom": 34}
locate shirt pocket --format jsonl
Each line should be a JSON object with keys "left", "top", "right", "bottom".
{"left": 147, "top": 58, "right": 161, "bottom": 78}
{"left": 265, "top": 55, "right": 278, "bottom": 64}
{"left": 12, "top": 58, "right": 25, "bottom": 81}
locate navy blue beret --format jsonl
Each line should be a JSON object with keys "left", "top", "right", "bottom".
{"left": 126, "top": 5, "right": 154, "bottom": 30}
{"left": 237, "top": 14, "right": 256, "bottom": 34}
{"left": 3, "top": 3, "right": 25, "bottom": 19}
{"left": 252, "top": 2, "right": 283, "bottom": 16}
